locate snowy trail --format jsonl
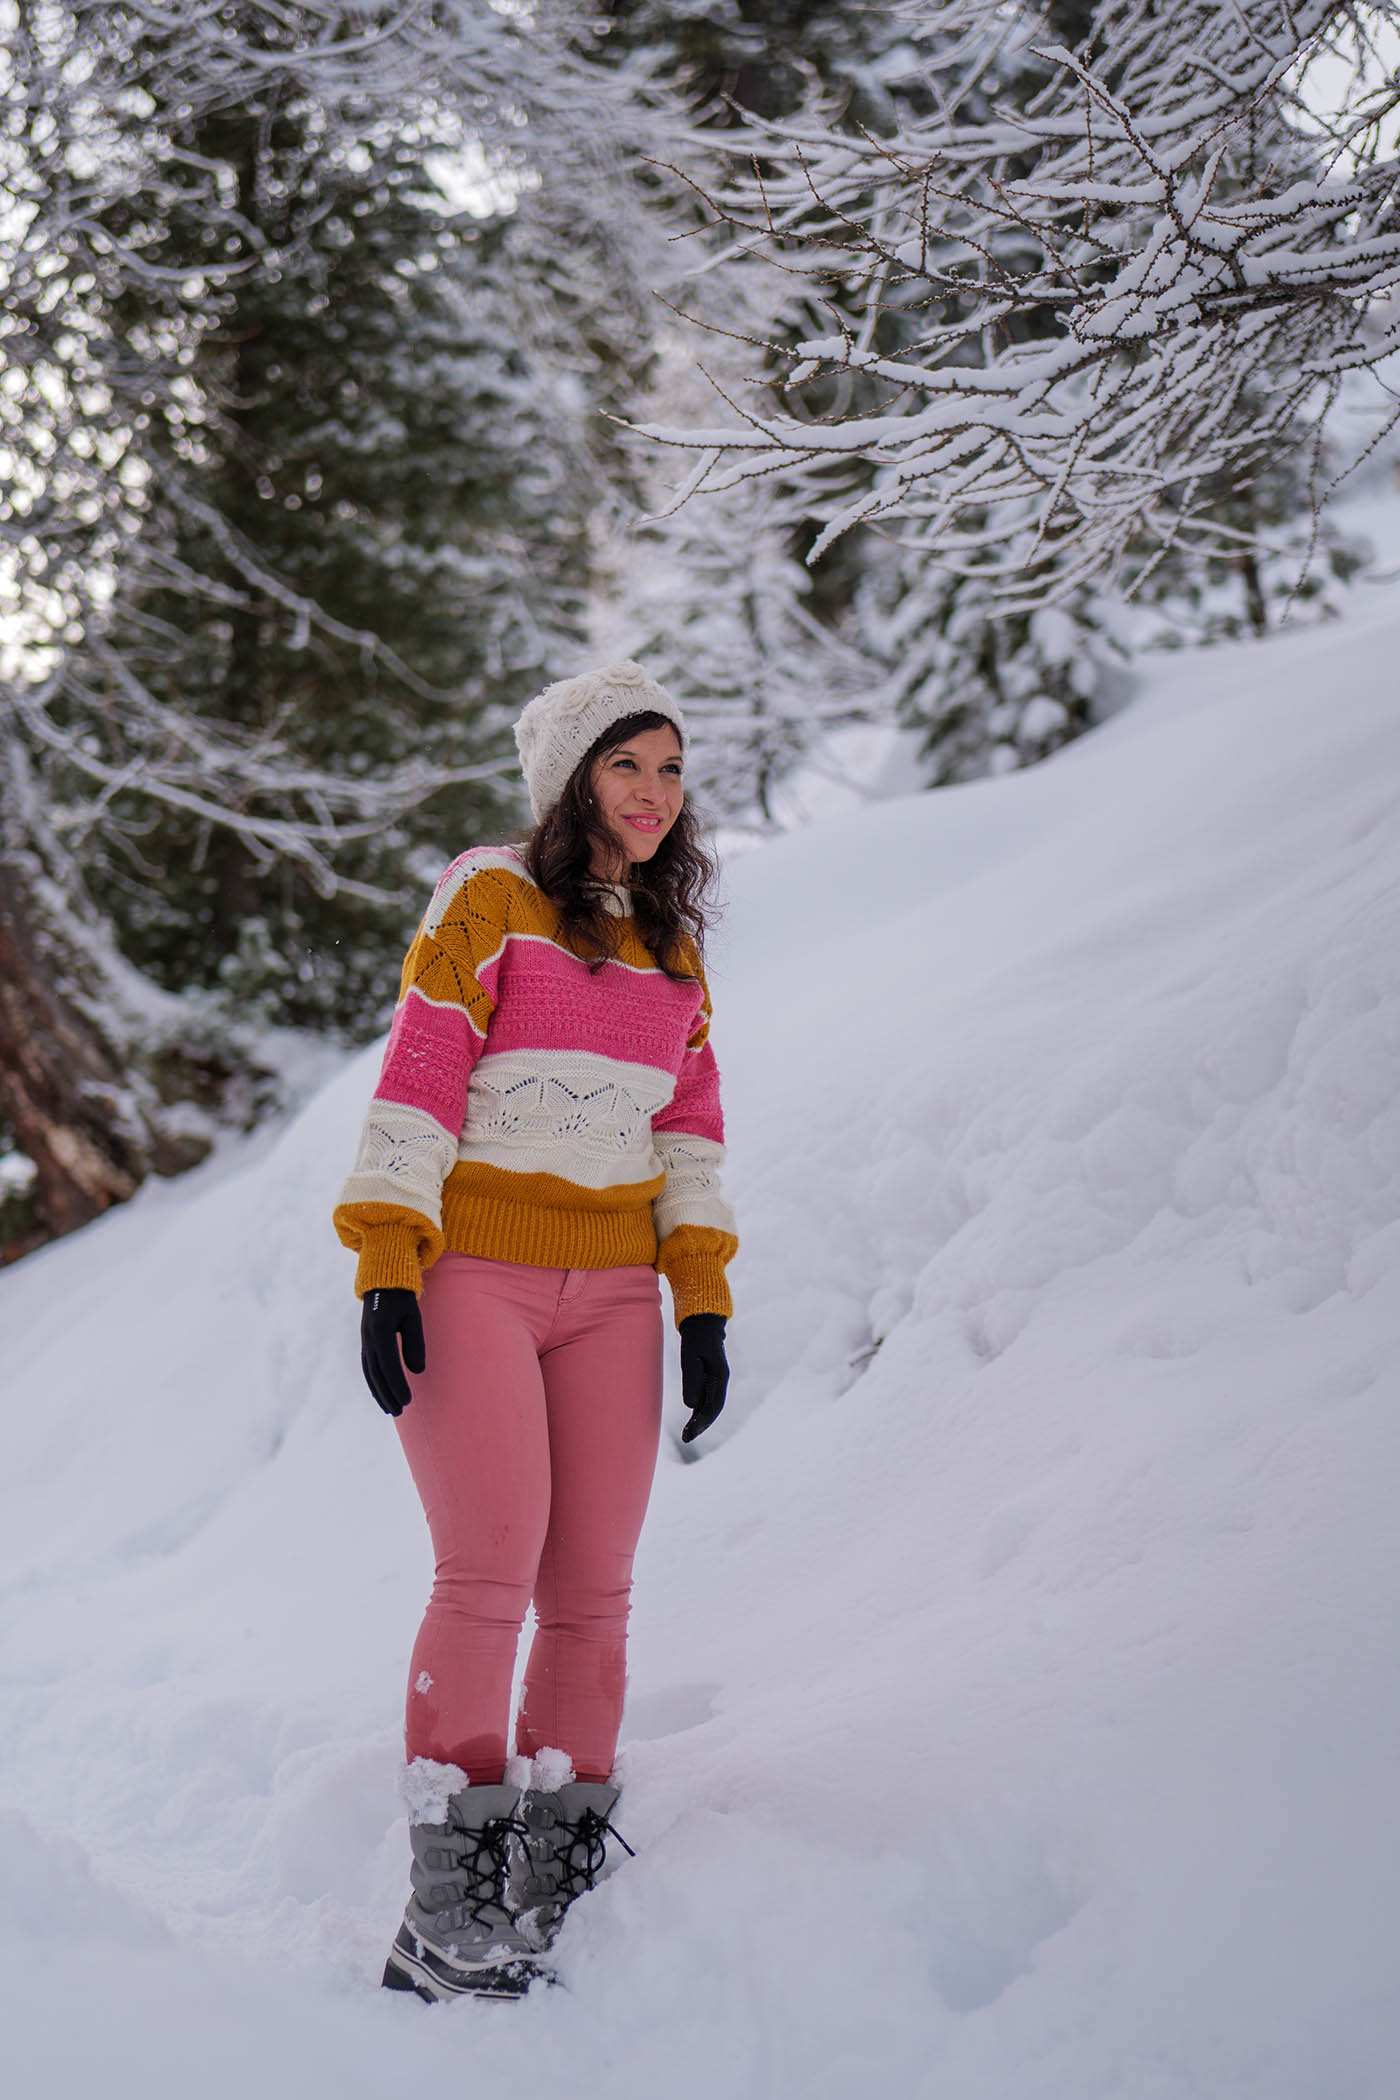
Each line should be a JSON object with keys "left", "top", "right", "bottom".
{"left": 3, "top": 589, "right": 1400, "bottom": 2097}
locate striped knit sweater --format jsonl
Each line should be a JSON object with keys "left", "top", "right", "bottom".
{"left": 333, "top": 845, "right": 737, "bottom": 1325}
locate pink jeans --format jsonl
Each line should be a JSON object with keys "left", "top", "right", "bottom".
{"left": 395, "top": 1253, "right": 664, "bottom": 1784}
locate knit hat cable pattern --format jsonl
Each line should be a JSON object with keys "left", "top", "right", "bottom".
{"left": 513, "top": 661, "right": 688, "bottom": 822}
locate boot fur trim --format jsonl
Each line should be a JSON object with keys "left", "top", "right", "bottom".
{"left": 508, "top": 1747, "right": 576, "bottom": 1794}
{"left": 399, "top": 1756, "right": 471, "bottom": 1825}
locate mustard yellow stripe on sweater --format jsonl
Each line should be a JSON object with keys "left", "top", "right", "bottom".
{"left": 334, "top": 1171, "right": 734, "bottom": 1324}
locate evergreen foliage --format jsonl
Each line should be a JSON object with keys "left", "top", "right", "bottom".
{"left": 78, "top": 108, "right": 607, "bottom": 1034}
{"left": 0, "top": 0, "right": 650, "bottom": 1248}
{"left": 6, "top": 9, "right": 646, "bottom": 1037}
{"left": 601, "top": 476, "right": 871, "bottom": 823}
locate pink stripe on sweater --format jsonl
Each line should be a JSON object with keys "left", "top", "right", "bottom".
{"left": 375, "top": 990, "right": 481, "bottom": 1132}
{"left": 484, "top": 939, "right": 704, "bottom": 1075}
{"left": 652, "top": 1041, "right": 725, "bottom": 1143}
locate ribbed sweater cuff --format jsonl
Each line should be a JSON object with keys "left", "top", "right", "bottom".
{"left": 657, "top": 1227, "right": 737, "bottom": 1328}
{"left": 352, "top": 1222, "right": 429, "bottom": 1297}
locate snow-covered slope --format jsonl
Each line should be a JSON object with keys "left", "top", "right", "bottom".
{"left": 3, "top": 589, "right": 1399, "bottom": 2099}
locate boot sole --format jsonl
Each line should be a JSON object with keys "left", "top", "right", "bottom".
{"left": 382, "top": 1923, "right": 537, "bottom": 2003}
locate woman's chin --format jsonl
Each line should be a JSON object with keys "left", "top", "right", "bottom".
{"left": 613, "top": 831, "right": 664, "bottom": 865}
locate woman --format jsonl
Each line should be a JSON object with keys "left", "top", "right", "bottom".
{"left": 333, "top": 661, "right": 737, "bottom": 2002}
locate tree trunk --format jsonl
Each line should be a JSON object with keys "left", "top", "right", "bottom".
{"left": 1240, "top": 550, "right": 1268, "bottom": 638}
{"left": 0, "top": 858, "right": 149, "bottom": 1260}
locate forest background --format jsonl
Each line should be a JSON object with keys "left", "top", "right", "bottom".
{"left": 3, "top": 0, "right": 1400, "bottom": 1263}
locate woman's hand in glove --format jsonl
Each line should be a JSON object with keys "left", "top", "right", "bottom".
{"left": 360, "top": 1287, "right": 425, "bottom": 1417}
{"left": 679, "top": 1313, "right": 729, "bottom": 1444}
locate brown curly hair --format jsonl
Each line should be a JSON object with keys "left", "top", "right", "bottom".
{"left": 521, "top": 710, "right": 717, "bottom": 979}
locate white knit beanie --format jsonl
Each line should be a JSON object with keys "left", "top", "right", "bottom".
{"left": 513, "top": 661, "right": 688, "bottom": 823}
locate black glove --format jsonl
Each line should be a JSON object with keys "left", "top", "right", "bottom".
{"left": 679, "top": 1313, "right": 729, "bottom": 1444}
{"left": 360, "top": 1287, "right": 426, "bottom": 1417}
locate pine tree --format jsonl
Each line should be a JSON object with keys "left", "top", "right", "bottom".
{"left": 852, "top": 539, "right": 1128, "bottom": 786}
{"left": 65, "top": 105, "right": 622, "bottom": 1034}
{"left": 585, "top": 0, "right": 925, "bottom": 126}
{"left": 0, "top": 0, "right": 648, "bottom": 1248}
{"left": 598, "top": 475, "right": 872, "bottom": 823}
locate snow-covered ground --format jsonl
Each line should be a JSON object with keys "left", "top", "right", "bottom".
{"left": 4, "top": 576, "right": 1399, "bottom": 2097}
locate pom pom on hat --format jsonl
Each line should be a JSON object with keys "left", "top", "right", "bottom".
{"left": 514, "top": 661, "right": 687, "bottom": 822}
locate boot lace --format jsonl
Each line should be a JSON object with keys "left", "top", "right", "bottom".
{"left": 427, "top": 1812, "right": 528, "bottom": 1933}
{"left": 548, "top": 1804, "right": 636, "bottom": 1907}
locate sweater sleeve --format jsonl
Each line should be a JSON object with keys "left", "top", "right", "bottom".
{"left": 332, "top": 854, "right": 509, "bottom": 1296}
{"left": 651, "top": 963, "right": 738, "bottom": 1327}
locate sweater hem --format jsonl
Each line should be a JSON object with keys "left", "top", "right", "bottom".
{"left": 439, "top": 1185, "right": 661, "bottom": 1273}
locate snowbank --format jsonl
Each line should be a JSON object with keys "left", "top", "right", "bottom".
{"left": 2, "top": 586, "right": 1398, "bottom": 2098}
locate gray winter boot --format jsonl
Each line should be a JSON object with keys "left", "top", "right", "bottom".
{"left": 383, "top": 1780, "right": 538, "bottom": 2003}
{"left": 515, "top": 1779, "right": 635, "bottom": 1952}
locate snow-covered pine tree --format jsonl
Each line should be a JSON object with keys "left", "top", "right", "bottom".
{"left": 0, "top": 0, "right": 648, "bottom": 1249}
{"left": 849, "top": 534, "right": 1131, "bottom": 785}
{"left": 583, "top": 0, "right": 931, "bottom": 128}
{"left": 76, "top": 104, "right": 621, "bottom": 1035}
{"left": 597, "top": 473, "right": 873, "bottom": 824}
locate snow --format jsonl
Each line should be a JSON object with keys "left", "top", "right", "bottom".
{"left": 3, "top": 578, "right": 1400, "bottom": 2096}
{"left": 399, "top": 1758, "right": 470, "bottom": 1826}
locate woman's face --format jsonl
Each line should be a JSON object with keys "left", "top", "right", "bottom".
{"left": 589, "top": 724, "right": 685, "bottom": 874}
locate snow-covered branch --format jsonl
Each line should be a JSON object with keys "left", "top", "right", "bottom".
{"left": 636, "top": 1, "right": 1400, "bottom": 590}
